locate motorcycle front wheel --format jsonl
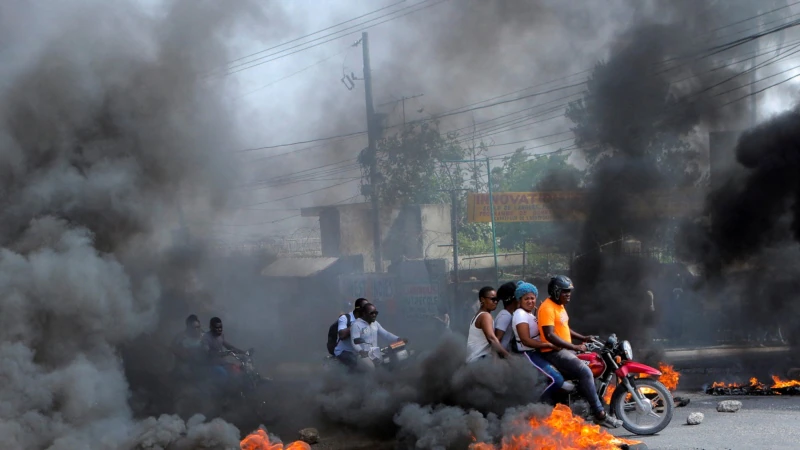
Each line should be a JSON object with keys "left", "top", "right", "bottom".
{"left": 611, "top": 377, "right": 673, "bottom": 435}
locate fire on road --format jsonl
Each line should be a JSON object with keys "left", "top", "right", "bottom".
{"left": 610, "top": 393, "right": 800, "bottom": 450}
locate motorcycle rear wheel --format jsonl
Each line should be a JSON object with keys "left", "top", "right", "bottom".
{"left": 611, "top": 377, "right": 673, "bottom": 435}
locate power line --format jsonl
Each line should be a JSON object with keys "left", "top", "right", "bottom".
{"left": 713, "top": 61, "right": 800, "bottom": 108}
{"left": 231, "top": 82, "right": 582, "bottom": 155}
{"left": 235, "top": 48, "right": 349, "bottom": 99}
{"left": 688, "top": 42, "right": 800, "bottom": 100}
{"left": 230, "top": 14, "right": 800, "bottom": 190}
{"left": 212, "top": 192, "right": 364, "bottom": 227}
{"left": 235, "top": 130, "right": 366, "bottom": 153}
{"left": 243, "top": 178, "right": 359, "bottom": 207}
{"left": 230, "top": 22, "right": 800, "bottom": 157}
{"left": 222, "top": 0, "right": 406, "bottom": 69}
{"left": 706, "top": 0, "right": 800, "bottom": 35}
{"left": 219, "top": 0, "right": 447, "bottom": 77}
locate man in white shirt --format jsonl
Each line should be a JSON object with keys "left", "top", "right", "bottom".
{"left": 494, "top": 281, "right": 519, "bottom": 352}
{"left": 350, "top": 303, "right": 405, "bottom": 369}
{"left": 334, "top": 298, "right": 370, "bottom": 369}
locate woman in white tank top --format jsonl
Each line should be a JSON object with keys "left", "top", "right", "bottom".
{"left": 466, "top": 286, "right": 511, "bottom": 363}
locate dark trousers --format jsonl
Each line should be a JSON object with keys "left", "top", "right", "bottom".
{"left": 541, "top": 349, "right": 604, "bottom": 415}
{"left": 523, "top": 350, "right": 564, "bottom": 405}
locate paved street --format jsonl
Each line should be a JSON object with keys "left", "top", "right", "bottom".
{"left": 612, "top": 392, "right": 800, "bottom": 449}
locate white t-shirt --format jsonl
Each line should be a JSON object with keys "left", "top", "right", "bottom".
{"left": 494, "top": 309, "right": 514, "bottom": 351}
{"left": 512, "top": 308, "right": 540, "bottom": 352}
{"left": 350, "top": 318, "right": 400, "bottom": 360}
{"left": 333, "top": 312, "right": 356, "bottom": 356}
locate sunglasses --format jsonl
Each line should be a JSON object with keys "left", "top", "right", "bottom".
{"left": 367, "top": 311, "right": 379, "bottom": 316}
{"left": 483, "top": 296, "right": 499, "bottom": 303}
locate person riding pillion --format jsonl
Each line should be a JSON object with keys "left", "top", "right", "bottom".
{"left": 537, "top": 275, "right": 622, "bottom": 429}
{"left": 511, "top": 281, "right": 571, "bottom": 405}
{"left": 332, "top": 298, "right": 370, "bottom": 369}
{"left": 466, "top": 286, "right": 510, "bottom": 363}
{"left": 171, "top": 314, "right": 204, "bottom": 380}
{"left": 494, "top": 281, "right": 520, "bottom": 353}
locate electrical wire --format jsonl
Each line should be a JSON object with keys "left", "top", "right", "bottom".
{"left": 235, "top": 48, "right": 349, "bottom": 99}
{"left": 228, "top": 12, "right": 800, "bottom": 196}
{"left": 219, "top": 0, "right": 447, "bottom": 77}
{"left": 222, "top": 0, "right": 406, "bottom": 69}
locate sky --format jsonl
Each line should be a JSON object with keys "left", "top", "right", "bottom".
{"left": 194, "top": 0, "right": 800, "bottom": 243}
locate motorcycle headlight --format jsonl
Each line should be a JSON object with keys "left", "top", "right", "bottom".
{"left": 622, "top": 340, "right": 633, "bottom": 360}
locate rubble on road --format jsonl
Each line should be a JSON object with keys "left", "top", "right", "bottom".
{"left": 299, "top": 428, "right": 319, "bottom": 444}
{"left": 717, "top": 400, "right": 742, "bottom": 413}
{"left": 687, "top": 412, "right": 704, "bottom": 425}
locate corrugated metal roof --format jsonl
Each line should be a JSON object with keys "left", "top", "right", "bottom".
{"left": 261, "top": 256, "right": 340, "bottom": 277}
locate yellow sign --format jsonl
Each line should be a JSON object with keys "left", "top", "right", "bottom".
{"left": 466, "top": 190, "right": 704, "bottom": 223}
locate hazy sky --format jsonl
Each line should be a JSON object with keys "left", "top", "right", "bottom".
{"left": 201, "top": 0, "right": 800, "bottom": 242}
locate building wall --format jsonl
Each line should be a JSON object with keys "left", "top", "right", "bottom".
{"left": 419, "top": 204, "right": 452, "bottom": 260}
{"left": 319, "top": 208, "right": 340, "bottom": 257}
{"left": 316, "top": 203, "right": 451, "bottom": 272}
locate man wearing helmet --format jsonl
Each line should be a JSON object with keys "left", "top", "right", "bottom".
{"left": 537, "top": 275, "right": 622, "bottom": 429}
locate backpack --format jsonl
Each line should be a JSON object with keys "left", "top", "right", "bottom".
{"left": 327, "top": 314, "right": 352, "bottom": 355}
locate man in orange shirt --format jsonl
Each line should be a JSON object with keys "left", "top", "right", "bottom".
{"left": 538, "top": 275, "right": 621, "bottom": 429}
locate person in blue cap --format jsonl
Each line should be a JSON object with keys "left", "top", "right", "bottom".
{"left": 511, "top": 280, "right": 574, "bottom": 405}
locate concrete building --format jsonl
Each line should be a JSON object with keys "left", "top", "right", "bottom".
{"left": 300, "top": 202, "right": 452, "bottom": 272}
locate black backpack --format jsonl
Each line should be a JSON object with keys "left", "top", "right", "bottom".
{"left": 327, "top": 314, "right": 352, "bottom": 355}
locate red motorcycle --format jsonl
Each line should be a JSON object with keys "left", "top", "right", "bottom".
{"left": 563, "top": 334, "right": 674, "bottom": 435}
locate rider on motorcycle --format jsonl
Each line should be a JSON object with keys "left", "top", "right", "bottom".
{"left": 537, "top": 275, "right": 622, "bottom": 429}
{"left": 171, "top": 314, "right": 204, "bottom": 381}
{"left": 511, "top": 281, "right": 565, "bottom": 405}
{"left": 351, "top": 303, "right": 406, "bottom": 370}
{"left": 201, "top": 317, "right": 247, "bottom": 388}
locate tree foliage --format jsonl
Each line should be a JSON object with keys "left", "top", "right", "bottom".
{"left": 360, "top": 122, "right": 468, "bottom": 206}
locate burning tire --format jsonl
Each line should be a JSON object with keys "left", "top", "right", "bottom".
{"left": 611, "top": 378, "right": 674, "bottom": 435}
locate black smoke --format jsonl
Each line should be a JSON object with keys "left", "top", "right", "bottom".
{"left": 678, "top": 107, "right": 800, "bottom": 347}
{"left": 0, "top": 0, "right": 291, "bottom": 447}
{"left": 314, "top": 333, "right": 555, "bottom": 448}
{"left": 550, "top": 1, "right": 771, "bottom": 345}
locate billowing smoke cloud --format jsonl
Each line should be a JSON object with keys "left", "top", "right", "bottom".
{"left": 314, "top": 334, "right": 559, "bottom": 448}
{"left": 678, "top": 106, "right": 800, "bottom": 345}
{"left": 548, "top": 0, "right": 779, "bottom": 344}
{"left": 0, "top": 0, "right": 282, "bottom": 447}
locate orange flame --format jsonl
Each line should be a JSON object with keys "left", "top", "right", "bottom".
{"left": 771, "top": 375, "right": 800, "bottom": 389}
{"left": 240, "top": 430, "right": 311, "bottom": 450}
{"left": 469, "top": 404, "right": 640, "bottom": 450}
{"left": 657, "top": 363, "right": 680, "bottom": 391}
{"left": 711, "top": 377, "right": 763, "bottom": 389}
{"left": 603, "top": 383, "right": 615, "bottom": 404}
{"left": 709, "top": 376, "right": 800, "bottom": 390}
{"left": 603, "top": 362, "right": 678, "bottom": 404}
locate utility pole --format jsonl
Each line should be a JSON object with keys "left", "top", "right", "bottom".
{"left": 362, "top": 32, "right": 383, "bottom": 272}
{"left": 450, "top": 190, "right": 460, "bottom": 316}
{"left": 437, "top": 187, "right": 468, "bottom": 326}
{"left": 443, "top": 159, "right": 499, "bottom": 286}
{"left": 750, "top": 32, "right": 758, "bottom": 128}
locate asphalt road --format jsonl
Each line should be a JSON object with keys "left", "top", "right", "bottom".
{"left": 611, "top": 391, "right": 800, "bottom": 450}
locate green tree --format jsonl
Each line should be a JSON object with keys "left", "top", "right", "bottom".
{"left": 359, "top": 122, "right": 469, "bottom": 206}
